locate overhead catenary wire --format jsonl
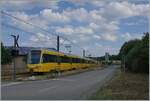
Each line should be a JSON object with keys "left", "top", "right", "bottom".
{"left": 2, "top": 23, "right": 57, "bottom": 46}
{"left": 2, "top": 17, "right": 73, "bottom": 52}
{"left": 1, "top": 10, "right": 89, "bottom": 55}
{"left": 1, "top": 11, "right": 57, "bottom": 36}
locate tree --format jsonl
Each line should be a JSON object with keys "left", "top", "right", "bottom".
{"left": 125, "top": 42, "right": 142, "bottom": 72}
{"left": 119, "top": 32, "right": 149, "bottom": 73}
{"left": 138, "top": 32, "right": 149, "bottom": 73}
{"left": 119, "top": 39, "right": 141, "bottom": 56}
{"left": 1, "top": 42, "right": 12, "bottom": 64}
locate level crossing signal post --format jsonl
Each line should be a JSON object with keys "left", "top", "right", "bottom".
{"left": 11, "top": 34, "right": 19, "bottom": 80}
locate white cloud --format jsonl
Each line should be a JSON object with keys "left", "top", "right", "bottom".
{"left": 63, "top": 8, "right": 89, "bottom": 22}
{"left": 131, "top": 3, "right": 149, "bottom": 17}
{"left": 7, "top": 11, "right": 49, "bottom": 32}
{"left": 75, "top": 26, "right": 94, "bottom": 35}
{"left": 29, "top": 32, "right": 57, "bottom": 47}
{"left": 121, "top": 32, "right": 132, "bottom": 40}
{"left": 100, "top": 21, "right": 119, "bottom": 33}
{"left": 2, "top": 0, "right": 149, "bottom": 56}
{"left": 102, "top": 1, "right": 149, "bottom": 20}
{"left": 101, "top": 33, "right": 118, "bottom": 42}
{"left": 0, "top": 0, "right": 59, "bottom": 11}
{"left": 89, "top": 10, "right": 105, "bottom": 22}
{"left": 93, "top": 34, "right": 101, "bottom": 39}
{"left": 66, "top": 0, "right": 106, "bottom": 7}
{"left": 79, "top": 36, "right": 90, "bottom": 41}
{"left": 121, "top": 32, "right": 143, "bottom": 41}
{"left": 56, "top": 26, "right": 94, "bottom": 36}
{"left": 124, "top": 19, "right": 148, "bottom": 26}
{"left": 56, "top": 26, "right": 74, "bottom": 35}
{"left": 62, "top": 8, "right": 106, "bottom": 24}
{"left": 40, "top": 9, "right": 70, "bottom": 23}
{"left": 108, "top": 2, "right": 134, "bottom": 17}
{"left": 72, "top": 40, "right": 77, "bottom": 43}
{"left": 89, "top": 23, "right": 99, "bottom": 30}
{"left": 90, "top": 0, "right": 106, "bottom": 7}
{"left": 95, "top": 43, "right": 103, "bottom": 48}
{"left": 6, "top": 1, "right": 149, "bottom": 36}
{"left": 30, "top": 32, "right": 49, "bottom": 42}
{"left": 9, "top": 12, "right": 34, "bottom": 31}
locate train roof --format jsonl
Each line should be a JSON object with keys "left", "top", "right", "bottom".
{"left": 30, "top": 49, "right": 97, "bottom": 62}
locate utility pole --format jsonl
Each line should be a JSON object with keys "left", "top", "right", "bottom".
{"left": 11, "top": 34, "right": 19, "bottom": 80}
{"left": 57, "top": 36, "right": 60, "bottom": 52}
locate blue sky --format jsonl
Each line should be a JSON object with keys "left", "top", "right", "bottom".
{"left": 1, "top": 0, "right": 149, "bottom": 57}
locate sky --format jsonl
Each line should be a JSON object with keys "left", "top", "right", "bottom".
{"left": 0, "top": 0, "right": 149, "bottom": 57}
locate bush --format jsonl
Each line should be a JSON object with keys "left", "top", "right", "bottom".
{"left": 1, "top": 43, "right": 12, "bottom": 64}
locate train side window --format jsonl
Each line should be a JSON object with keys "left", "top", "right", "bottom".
{"left": 72, "top": 58, "right": 76, "bottom": 63}
{"left": 42, "top": 54, "right": 57, "bottom": 63}
{"left": 72, "top": 58, "right": 78, "bottom": 63}
{"left": 78, "top": 58, "right": 80, "bottom": 63}
{"left": 57, "top": 56, "right": 61, "bottom": 64}
{"left": 61, "top": 56, "right": 71, "bottom": 63}
{"left": 76, "top": 58, "right": 79, "bottom": 63}
{"left": 70, "top": 58, "right": 72, "bottom": 64}
{"left": 75, "top": 58, "right": 77, "bottom": 63}
{"left": 42, "top": 55, "right": 48, "bottom": 63}
{"left": 77, "top": 58, "right": 80, "bottom": 63}
{"left": 72, "top": 58, "right": 81, "bottom": 63}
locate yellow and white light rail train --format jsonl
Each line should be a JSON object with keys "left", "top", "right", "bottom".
{"left": 27, "top": 49, "right": 98, "bottom": 73}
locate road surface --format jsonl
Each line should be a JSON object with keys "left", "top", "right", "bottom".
{"left": 1, "top": 65, "right": 119, "bottom": 100}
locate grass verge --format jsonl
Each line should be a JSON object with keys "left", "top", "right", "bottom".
{"left": 90, "top": 70, "right": 149, "bottom": 100}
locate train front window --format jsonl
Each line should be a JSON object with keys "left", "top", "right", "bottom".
{"left": 30, "top": 50, "right": 41, "bottom": 64}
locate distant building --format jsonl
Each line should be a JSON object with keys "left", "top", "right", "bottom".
{"left": 105, "top": 52, "right": 109, "bottom": 63}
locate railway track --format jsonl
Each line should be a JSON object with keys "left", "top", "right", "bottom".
{"left": 2, "top": 66, "right": 102, "bottom": 81}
